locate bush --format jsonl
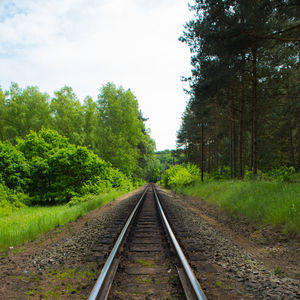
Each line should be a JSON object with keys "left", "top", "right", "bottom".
{"left": 0, "top": 141, "right": 30, "bottom": 190}
{"left": 206, "top": 166, "right": 231, "bottom": 181}
{"left": 16, "top": 128, "right": 134, "bottom": 204}
{"left": 265, "top": 166, "right": 295, "bottom": 182}
{"left": 0, "top": 184, "right": 29, "bottom": 216}
{"left": 161, "top": 164, "right": 199, "bottom": 189}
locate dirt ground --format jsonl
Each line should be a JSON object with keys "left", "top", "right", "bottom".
{"left": 1, "top": 185, "right": 299, "bottom": 299}
{"left": 163, "top": 188, "right": 300, "bottom": 280}
{"left": 0, "top": 187, "right": 144, "bottom": 300}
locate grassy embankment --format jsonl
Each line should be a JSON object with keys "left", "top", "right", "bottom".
{"left": 0, "top": 190, "right": 126, "bottom": 252}
{"left": 177, "top": 181, "right": 300, "bottom": 234}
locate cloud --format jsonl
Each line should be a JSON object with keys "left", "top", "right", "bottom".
{"left": 0, "top": 0, "right": 192, "bottom": 150}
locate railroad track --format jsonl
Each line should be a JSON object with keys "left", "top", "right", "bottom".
{"left": 88, "top": 184, "right": 207, "bottom": 300}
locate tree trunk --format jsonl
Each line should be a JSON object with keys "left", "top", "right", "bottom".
{"left": 214, "top": 138, "right": 218, "bottom": 172}
{"left": 297, "top": 45, "right": 300, "bottom": 172}
{"left": 238, "top": 52, "right": 245, "bottom": 179}
{"left": 230, "top": 89, "right": 237, "bottom": 179}
{"left": 201, "top": 123, "right": 204, "bottom": 182}
{"left": 252, "top": 47, "right": 258, "bottom": 178}
{"left": 297, "top": 118, "right": 300, "bottom": 171}
{"left": 289, "top": 119, "right": 296, "bottom": 169}
{"left": 230, "top": 118, "right": 233, "bottom": 178}
{"left": 208, "top": 143, "right": 211, "bottom": 173}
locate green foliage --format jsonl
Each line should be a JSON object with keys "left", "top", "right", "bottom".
{"left": 178, "top": 1, "right": 300, "bottom": 177}
{"left": 0, "top": 141, "right": 30, "bottom": 190}
{"left": 50, "top": 86, "right": 84, "bottom": 145}
{"left": 0, "top": 190, "right": 124, "bottom": 251}
{"left": 0, "top": 83, "right": 51, "bottom": 142}
{"left": 244, "top": 168, "right": 263, "bottom": 180}
{"left": 97, "top": 83, "right": 152, "bottom": 176}
{"left": 15, "top": 128, "right": 133, "bottom": 204}
{"left": 0, "top": 184, "right": 29, "bottom": 217}
{"left": 0, "top": 82, "right": 156, "bottom": 182}
{"left": 265, "top": 166, "right": 295, "bottom": 182}
{"left": 206, "top": 167, "right": 231, "bottom": 181}
{"left": 132, "top": 177, "right": 146, "bottom": 188}
{"left": 161, "top": 164, "right": 200, "bottom": 189}
{"left": 179, "top": 180, "right": 300, "bottom": 234}
{"left": 155, "top": 149, "right": 185, "bottom": 174}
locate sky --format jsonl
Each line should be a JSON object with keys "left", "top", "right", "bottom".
{"left": 0, "top": 0, "right": 193, "bottom": 151}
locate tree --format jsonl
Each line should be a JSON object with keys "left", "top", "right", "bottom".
{"left": 82, "top": 96, "right": 99, "bottom": 150}
{"left": 97, "top": 83, "right": 153, "bottom": 176}
{"left": 0, "top": 141, "right": 30, "bottom": 190}
{"left": 178, "top": 0, "right": 300, "bottom": 178}
{"left": 50, "top": 86, "right": 84, "bottom": 145}
{"left": 16, "top": 128, "right": 131, "bottom": 203}
{"left": 1, "top": 83, "right": 51, "bottom": 142}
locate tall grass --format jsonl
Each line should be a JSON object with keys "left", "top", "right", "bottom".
{"left": 0, "top": 190, "right": 125, "bottom": 252}
{"left": 179, "top": 180, "right": 300, "bottom": 234}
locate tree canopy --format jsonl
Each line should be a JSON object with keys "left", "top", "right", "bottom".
{"left": 0, "top": 82, "right": 156, "bottom": 181}
{"left": 178, "top": 0, "right": 300, "bottom": 179}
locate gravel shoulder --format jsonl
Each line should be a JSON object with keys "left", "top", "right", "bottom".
{"left": 0, "top": 187, "right": 144, "bottom": 300}
{"left": 1, "top": 184, "right": 299, "bottom": 300}
{"left": 157, "top": 185, "right": 300, "bottom": 299}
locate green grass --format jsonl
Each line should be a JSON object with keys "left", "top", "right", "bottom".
{"left": 0, "top": 190, "right": 126, "bottom": 252}
{"left": 178, "top": 180, "right": 300, "bottom": 234}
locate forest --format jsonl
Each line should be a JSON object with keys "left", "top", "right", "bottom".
{"left": 159, "top": 0, "right": 300, "bottom": 235}
{"left": 0, "top": 82, "right": 158, "bottom": 212}
{"left": 177, "top": 0, "right": 300, "bottom": 179}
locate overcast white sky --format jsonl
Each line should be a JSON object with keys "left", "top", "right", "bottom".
{"left": 0, "top": 0, "right": 193, "bottom": 151}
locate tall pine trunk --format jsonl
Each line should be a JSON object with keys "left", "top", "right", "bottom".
{"left": 251, "top": 47, "right": 258, "bottom": 178}
{"left": 214, "top": 140, "right": 218, "bottom": 172}
{"left": 229, "top": 90, "right": 236, "bottom": 179}
{"left": 201, "top": 123, "right": 204, "bottom": 182}
{"left": 289, "top": 119, "right": 296, "bottom": 169}
{"left": 297, "top": 119, "right": 300, "bottom": 171}
{"left": 297, "top": 46, "right": 300, "bottom": 172}
{"left": 238, "top": 52, "right": 245, "bottom": 179}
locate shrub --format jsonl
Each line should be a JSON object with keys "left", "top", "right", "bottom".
{"left": 16, "top": 128, "right": 134, "bottom": 204}
{"left": 0, "top": 141, "right": 30, "bottom": 190}
{"left": 161, "top": 164, "right": 199, "bottom": 189}
{"left": 244, "top": 168, "right": 263, "bottom": 180}
{"left": 265, "top": 166, "right": 295, "bottom": 182}
{"left": 0, "top": 184, "right": 29, "bottom": 216}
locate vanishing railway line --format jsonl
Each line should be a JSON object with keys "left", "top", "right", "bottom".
{"left": 88, "top": 184, "right": 207, "bottom": 300}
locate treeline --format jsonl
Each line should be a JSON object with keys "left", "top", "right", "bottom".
{"left": 178, "top": 0, "right": 300, "bottom": 179}
{"left": 0, "top": 128, "right": 135, "bottom": 208}
{"left": 0, "top": 82, "right": 156, "bottom": 179}
{"left": 0, "top": 82, "right": 157, "bottom": 211}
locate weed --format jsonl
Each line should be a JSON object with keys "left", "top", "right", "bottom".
{"left": 13, "top": 247, "right": 25, "bottom": 254}
{"left": 274, "top": 267, "right": 284, "bottom": 276}
{"left": 66, "top": 283, "right": 81, "bottom": 295}
{"left": 139, "top": 276, "right": 152, "bottom": 284}
{"left": 25, "top": 289, "right": 36, "bottom": 296}
{"left": 44, "top": 287, "right": 61, "bottom": 299}
{"left": 49, "top": 268, "right": 96, "bottom": 280}
{"left": 169, "top": 274, "right": 179, "bottom": 281}
{"left": 136, "top": 259, "right": 154, "bottom": 267}
{"left": 216, "top": 280, "right": 223, "bottom": 288}
{"left": 66, "top": 223, "right": 71, "bottom": 232}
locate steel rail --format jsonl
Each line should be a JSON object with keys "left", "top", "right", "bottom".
{"left": 88, "top": 186, "right": 148, "bottom": 300}
{"left": 153, "top": 185, "right": 207, "bottom": 300}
